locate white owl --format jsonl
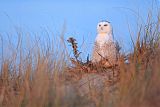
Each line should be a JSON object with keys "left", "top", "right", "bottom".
{"left": 92, "top": 21, "right": 117, "bottom": 65}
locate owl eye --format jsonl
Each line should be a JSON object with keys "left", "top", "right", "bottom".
{"left": 104, "top": 24, "right": 108, "bottom": 26}
{"left": 99, "top": 24, "right": 101, "bottom": 27}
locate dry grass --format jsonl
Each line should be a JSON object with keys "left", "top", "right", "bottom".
{"left": 0, "top": 14, "right": 160, "bottom": 107}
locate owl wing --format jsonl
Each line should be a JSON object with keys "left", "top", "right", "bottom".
{"left": 102, "top": 42, "right": 117, "bottom": 64}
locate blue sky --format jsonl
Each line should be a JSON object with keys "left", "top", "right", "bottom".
{"left": 0, "top": 0, "right": 159, "bottom": 56}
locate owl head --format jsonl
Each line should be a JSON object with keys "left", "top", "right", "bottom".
{"left": 97, "top": 21, "right": 112, "bottom": 34}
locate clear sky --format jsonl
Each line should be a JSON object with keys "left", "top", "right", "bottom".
{"left": 0, "top": 0, "right": 159, "bottom": 57}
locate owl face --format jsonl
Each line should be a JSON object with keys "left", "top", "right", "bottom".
{"left": 97, "top": 21, "right": 112, "bottom": 34}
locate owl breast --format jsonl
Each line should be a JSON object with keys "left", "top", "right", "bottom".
{"left": 95, "top": 34, "right": 113, "bottom": 47}
{"left": 92, "top": 33, "right": 116, "bottom": 64}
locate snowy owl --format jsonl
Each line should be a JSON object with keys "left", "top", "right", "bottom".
{"left": 92, "top": 21, "right": 117, "bottom": 65}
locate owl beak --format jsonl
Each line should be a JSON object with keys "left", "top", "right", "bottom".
{"left": 101, "top": 27, "right": 103, "bottom": 30}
